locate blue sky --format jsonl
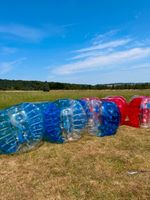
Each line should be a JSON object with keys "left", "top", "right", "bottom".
{"left": 0, "top": 0, "right": 150, "bottom": 84}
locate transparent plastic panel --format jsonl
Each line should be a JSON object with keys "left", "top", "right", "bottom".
{"left": 80, "top": 98, "right": 120, "bottom": 137}
{"left": 80, "top": 98, "right": 102, "bottom": 136}
{"left": 0, "top": 103, "right": 44, "bottom": 154}
{"left": 54, "top": 99, "right": 87, "bottom": 142}
{"left": 140, "top": 97, "right": 150, "bottom": 128}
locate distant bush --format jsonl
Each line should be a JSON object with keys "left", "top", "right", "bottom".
{"left": 0, "top": 79, "right": 149, "bottom": 90}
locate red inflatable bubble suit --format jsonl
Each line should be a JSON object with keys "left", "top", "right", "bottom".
{"left": 101, "top": 96, "right": 128, "bottom": 125}
{"left": 128, "top": 96, "right": 150, "bottom": 128}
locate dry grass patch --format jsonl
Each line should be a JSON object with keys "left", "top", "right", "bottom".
{"left": 0, "top": 126, "right": 150, "bottom": 200}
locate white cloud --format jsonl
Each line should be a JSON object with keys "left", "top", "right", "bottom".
{"left": 0, "top": 24, "right": 45, "bottom": 41}
{"left": 0, "top": 23, "right": 70, "bottom": 41}
{"left": 0, "top": 58, "right": 26, "bottom": 75}
{"left": 71, "top": 48, "right": 113, "bottom": 60}
{"left": 50, "top": 31, "right": 150, "bottom": 77}
{"left": 75, "top": 39, "right": 131, "bottom": 53}
{"left": 91, "top": 29, "right": 120, "bottom": 45}
{"left": 52, "top": 47, "right": 150, "bottom": 75}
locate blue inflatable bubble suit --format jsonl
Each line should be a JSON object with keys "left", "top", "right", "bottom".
{"left": 35, "top": 102, "right": 52, "bottom": 113}
{"left": 54, "top": 99, "right": 87, "bottom": 142}
{"left": 79, "top": 98, "right": 120, "bottom": 137}
{"left": 0, "top": 103, "right": 44, "bottom": 154}
{"left": 98, "top": 101, "right": 120, "bottom": 136}
{"left": 35, "top": 102, "right": 63, "bottom": 143}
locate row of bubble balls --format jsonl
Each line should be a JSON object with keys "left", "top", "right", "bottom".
{"left": 0, "top": 96, "right": 149, "bottom": 154}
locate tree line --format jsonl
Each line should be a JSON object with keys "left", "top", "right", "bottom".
{"left": 0, "top": 79, "right": 150, "bottom": 91}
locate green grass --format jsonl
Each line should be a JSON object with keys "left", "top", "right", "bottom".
{"left": 0, "top": 89, "right": 150, "bottom": 109}
{"left": 0, "top": 90, "right": 150, "bottom": 200}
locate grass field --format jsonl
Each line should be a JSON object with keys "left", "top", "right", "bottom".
{"left": 0, "top": 90, "right": 150, "bottom": 200}
{"left": 0, "top": 89, "right": 150, "bottom": 109}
